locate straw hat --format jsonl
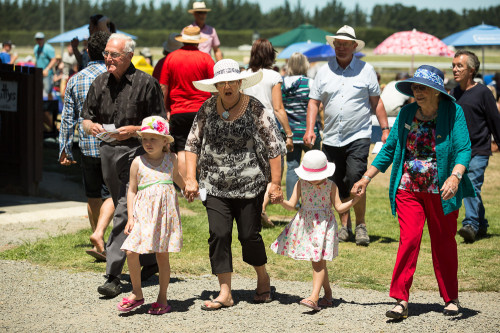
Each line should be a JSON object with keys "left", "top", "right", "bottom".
{"left": 137, "top": 116, "right": 174, "bottom": 143}
{"left": 326, "top": 25, "right": 365, "bottom": 52}
{"left": 396, "top": 65, "right": 455, "bottom": 101}
{"left": 294, "top": 150, "right": 336, "bottom": 181}
{"left": 188, "top": 1, "right": 211, "bottom": 13}
{"left": 175, "top": 26, "right": 208, "bottom": 44}
{"left": 193, "top": 59, "right": 263, "bottom": 93}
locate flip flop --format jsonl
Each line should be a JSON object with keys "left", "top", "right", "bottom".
{"left": 318, "top": 297, "right": 334, "bottom": 308}
{"left": 253, "top": 286, "right": 275, "bottom": 304}
{"left": 85, "top": 249, "right": 106, "bottom": 262}
{"left": 148, "top": 302, "right": 172, "bottom": 315}
{"left": 300, "top": 298, "right": 321, "bottom": 311}
{"left": 200, "top": 300, "right": 233, "bottom": 311}
{"left": 117, "top": 297, "right": 144, "bottom": 312}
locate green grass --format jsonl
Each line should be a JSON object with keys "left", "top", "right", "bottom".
{"left": 1, "top": 149, "right": 499, "bottom": 293}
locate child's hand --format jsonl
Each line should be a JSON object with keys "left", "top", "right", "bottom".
{"left": 124, "top": 218, "right": 135, "bottom": 235}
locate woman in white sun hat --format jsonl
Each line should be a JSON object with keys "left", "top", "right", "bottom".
{"left": 184, "top": 58, "right": 286, "bottom": 310}
{"left": 271, "top": 150, "right": 360, "bottom": 311}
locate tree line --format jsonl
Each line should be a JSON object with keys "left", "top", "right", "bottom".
{"left": 0, "top": 0, "right": 499, "bottom": 45}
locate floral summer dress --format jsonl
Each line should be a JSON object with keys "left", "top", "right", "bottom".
{"left": 121, "top": 153, "right": 182, "bottom": 254}
{"left": 270, "top": 179, "right": 338, "bottom": 262}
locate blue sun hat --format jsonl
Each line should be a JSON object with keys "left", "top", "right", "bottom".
{"left": 395, "top": 65, "right": 455, "bottom": 101}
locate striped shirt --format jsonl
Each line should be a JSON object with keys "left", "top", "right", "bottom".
{"left": 282, "top": 75, "right": 320, "bottom": 143}
{"left": 58, "top": 61, "right": 107, "bottom": 159}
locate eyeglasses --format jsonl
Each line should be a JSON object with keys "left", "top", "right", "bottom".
{"left": 102, "top": 51, "right": 126, "bottom": 59}
{"left": 411, "top": 84, "right": 428, "bottom": 92}
{"left": 215, "top": 80, "right": 239, "bottom": 88}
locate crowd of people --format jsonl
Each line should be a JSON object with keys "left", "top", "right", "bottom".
{"left": 2, "top": 0, "right": 499, "bottom": 319}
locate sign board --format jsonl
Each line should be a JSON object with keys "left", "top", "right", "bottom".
{"left": 0, "top": 80, "right": 18, "bottom": 112}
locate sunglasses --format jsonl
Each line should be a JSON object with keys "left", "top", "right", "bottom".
{"left": 411, "top": 84, "right": 428, "bottom": 92}
{"left": 215, "top": 80, "right": 239, "bottom": 88}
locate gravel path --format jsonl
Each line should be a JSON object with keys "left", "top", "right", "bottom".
{"left": 1, "top": 194, "right": 499, "bottom": 332}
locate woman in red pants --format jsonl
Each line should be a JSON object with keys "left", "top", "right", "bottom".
{"left": 351, "top": 65, "right": 475, "bottom": 319}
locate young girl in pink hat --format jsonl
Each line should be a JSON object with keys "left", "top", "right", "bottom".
{"left": 117, "top": 116, "right": 185, "bottom": 315}
{"left": 270, "top": 150, "right": 360, "bottom": 311}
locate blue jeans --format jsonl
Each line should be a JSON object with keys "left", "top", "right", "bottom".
{"left": 462, "top": 155, "right": 489, "bottom": 232}
{"left": 285, "top": 138, "right": 321, "bottom": 200}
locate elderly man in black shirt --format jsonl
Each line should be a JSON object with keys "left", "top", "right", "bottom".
{"left": 82, "top": 33, "right": 166, "bottom": 297}
{"left": 451, "top": 50, "right": 500, "bottom": 244}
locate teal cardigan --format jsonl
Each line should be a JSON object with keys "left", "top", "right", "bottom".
{"left": 372, "top": 100, "right": 475, "bottom": 216}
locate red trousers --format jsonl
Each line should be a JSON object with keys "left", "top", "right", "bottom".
{"left": 390, "top": 190, "right": 459, "bottom": 302}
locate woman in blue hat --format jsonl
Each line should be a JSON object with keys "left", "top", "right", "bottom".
{"left": 351, "top": 65, "right": 475, "bottom": 319}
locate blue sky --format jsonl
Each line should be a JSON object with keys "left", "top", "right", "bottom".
{"left": 168, "top": 0, "right": 499, "bottom": 14}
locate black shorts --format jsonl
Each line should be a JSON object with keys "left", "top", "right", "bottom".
{"left": 322, "top": 138, "right": 370, "bottom": 199}
{"left": 81, "top": 154, "right": 111, "bottom": 199}
{"left": 170, "top": 112, "right": 197, "bottom": 153}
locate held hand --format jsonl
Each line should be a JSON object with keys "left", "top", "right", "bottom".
{"left": 351, "top": 179, "right": 369, "bottom": 197}
{"left": 184, "top": 179, "right": 199, "bottom": 203}
{"left": 302, "top": 131, "right": 316, "bottom": 149}
{"left": 268, "top": 183, "right": 283, "bottom": 204}
{"left": 42, "top": 69, "right": 49, "bottom": 77}
{"left": 111, "top": 125, "right": 137, "bottom": 141}
{"left": 59, "top": 151, "right": 77, "bottom": 166}
{"left": 441, "top": 176, "right": 459, "bottom": 201}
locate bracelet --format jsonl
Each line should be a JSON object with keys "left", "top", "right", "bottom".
{"left": 381, "top": 127, "right": 390, "bottom": 131}
{"left": 362, "top": 175, "right": 372, "bottom": 182}
{"left": 286, "top": 133, "right": 294, "bottom": 138}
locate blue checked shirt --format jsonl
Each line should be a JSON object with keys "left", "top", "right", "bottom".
{"left": 59, "top": 61, "right": 107, "bottom": 160}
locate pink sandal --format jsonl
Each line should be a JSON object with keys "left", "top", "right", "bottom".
{"left": 300, "top": 298, "right": 321, "bottom": 311}
{"left": 117, "top": 297, "right": 144, "bottom": 312}
{"left": 148, "top": 302, "right": 172, "bottom": 315}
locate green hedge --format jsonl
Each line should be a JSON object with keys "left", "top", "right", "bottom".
{"left": 1, "top": 27, "right": 396, "bottom": 48}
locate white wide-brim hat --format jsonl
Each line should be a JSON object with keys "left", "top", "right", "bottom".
{"left": 188, "top": 1, "right": 211, "bottom": 13}
{"left": 326, "top": 25, "right": 365, "bottom": 52}
{"left": 294, "top": 150, "right": 336, "bottom": 181}
{"left": 137, "top": 116, "right": 174, "bottom": 143}
{"left": 193, "top": 59, "right": 263, "bottom": 93}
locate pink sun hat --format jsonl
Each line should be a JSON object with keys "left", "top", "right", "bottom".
{"left": 137, "top": 116, "right": 174, "bottom": 143}
{"left": 294, "top": 150, "right": 336, "bottom": 181}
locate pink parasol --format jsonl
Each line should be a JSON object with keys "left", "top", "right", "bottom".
{"left": 373, "top": 29, "right": 454, "bottom": 73}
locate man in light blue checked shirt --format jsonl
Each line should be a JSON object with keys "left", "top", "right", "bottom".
{"left": 58, "top": 31, "right": 114, "bottom": 261}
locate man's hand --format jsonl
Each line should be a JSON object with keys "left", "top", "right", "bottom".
{"left": 70, "top": 37, "right": 79, "bottom": 49}
{"left": 88, "top": 122, "right": 105, "bottom": 137}
{"left": 303, "top": 130, "right": 316, "bottom": 148}
{"left": 42, "top": 69, "right": 49, "bottom": 77}
{"left": 111, "top": 125, "right": 138, "bottom": 141}
{"left": 59, "top": 151, "right": 77, "bottom": 166}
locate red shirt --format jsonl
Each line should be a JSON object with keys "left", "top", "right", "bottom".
{"left": 159, "top": 45, "right": 214, "bottom": 115}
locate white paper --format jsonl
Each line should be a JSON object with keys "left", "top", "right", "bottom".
{"left": 96, "top": 124, "right": 119, "bottom": 142}
{"left": 371, "top": 141, "right": 384, "bottom": 154}
{"left": 199, "top": 188, "right": 207, "bottom": 201}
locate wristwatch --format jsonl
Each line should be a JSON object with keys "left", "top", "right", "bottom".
{"left": 452, "top": 171, "right": 462, "bottom": 181}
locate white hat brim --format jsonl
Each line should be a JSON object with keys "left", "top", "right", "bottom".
{"left": 137, "top": 129, "right": 174, "bottom": 143}
{"left": 193, "top": 70, "right": 263, "bottom": 93}
{"left": 326, "top": 35, "right": 365, "bottom": 52}
{"left": 294, "top": 162, "right": 336, "bottom": 181}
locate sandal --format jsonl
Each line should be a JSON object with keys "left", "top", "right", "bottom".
{"left": 318, "top": 297, "right": 334, "bottom": 308}
{"left": 299, "top": 298, "right": 321, "bottom": 311}
{"left": 200, "top": 300, "right": 233, "bottom": 311}
{"left": 385, "top": 302, "right": 408, "bottom": 320}
{"left": 253, "top": 286, "right": 275, "bottom": 304}
{"left": 443, "top": 300, "right": 461, "bottom": 316}
{"left": 148, "top": 302, "right": 172, "bottom": 315}
{"left": 117, "top": 297, "right": 144, "bottom": 312}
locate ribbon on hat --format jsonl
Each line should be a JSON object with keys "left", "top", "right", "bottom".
{"left": 413, "top": 68, "right": 444, "bottom": 87}
{"left": 302, "top": 165, "right": 327, "bottom": 172}
{"left": 214, "top": 67, "right": 240, "bottom": 77}
{"left": 181, "top": 33, "right": 201, "bottom": 41}
{"left": 335, "top": 32, "right": 357, "bottom": 39}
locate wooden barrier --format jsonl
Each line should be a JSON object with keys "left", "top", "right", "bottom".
{"left": 0, "top": 64, "right": 43, "bottom": 195}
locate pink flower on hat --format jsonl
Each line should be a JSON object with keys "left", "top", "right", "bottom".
{"left": 156, "top": 121, "right": 166, "bottom": 134}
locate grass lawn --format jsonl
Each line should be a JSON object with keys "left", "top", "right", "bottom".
{"left": 1, "top": 146, "right": 499, "bottom": 293}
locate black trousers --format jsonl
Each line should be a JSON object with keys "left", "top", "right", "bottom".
{"left": 100, "top": 142, "right": 156, "bottom": 278}
{"left": 205, "top": 191, "right": 267, "bottom": 274}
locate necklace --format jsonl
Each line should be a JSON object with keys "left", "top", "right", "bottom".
{"left": 417, "top": 107, "right": 437, "bottom": 121}
{"left": 220, "top": 94, "right": 241, "bottom": 120}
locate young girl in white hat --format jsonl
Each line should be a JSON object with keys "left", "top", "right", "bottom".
{"left": 270, "top": 150, "right": 360, "bottom": 311}
{"left": 117, "top": 116, "right": 185, "bottom": 315}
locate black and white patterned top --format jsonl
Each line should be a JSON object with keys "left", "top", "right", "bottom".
{"left": 185, "top": 95, "right": 286, "bottom": 199}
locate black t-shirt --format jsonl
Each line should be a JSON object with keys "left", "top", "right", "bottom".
{"left": 451, "top": 83, "right": 500, "bottom": 156}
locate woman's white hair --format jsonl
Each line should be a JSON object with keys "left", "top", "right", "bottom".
{"left": 287, "top": 52, "right": 309, "bottom": 76}
{"left": 108, "top": 33, "right": 135, "bottom": 53}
